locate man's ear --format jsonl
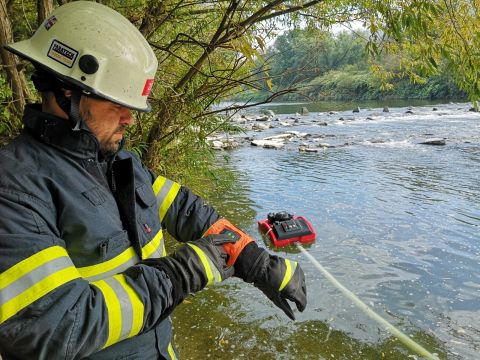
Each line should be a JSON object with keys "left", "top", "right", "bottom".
{"left": 63, "top": 89, "right": 73, "bottom": 98}
{"left": 41, "top": 91, "right": 69, "bottom": 119}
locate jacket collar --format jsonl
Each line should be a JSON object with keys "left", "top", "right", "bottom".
{"left": 23, "top": 104, "right": 123, "bottom": 160}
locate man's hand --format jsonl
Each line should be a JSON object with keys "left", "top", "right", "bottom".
{"left": 234, "top": 243, "right": 307, "bottom": 320}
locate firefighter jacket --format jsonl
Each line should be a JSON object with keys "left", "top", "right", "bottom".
{"left": 0, "top": 105, "right": 222, "bottom": 359}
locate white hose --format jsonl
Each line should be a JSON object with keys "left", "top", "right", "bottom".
{"left": 296, "top": 244, "right": 439, "bottom": 360}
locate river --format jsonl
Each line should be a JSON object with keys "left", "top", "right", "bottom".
{"left": 171, "top": 100, "right": 479, "bottom": 359}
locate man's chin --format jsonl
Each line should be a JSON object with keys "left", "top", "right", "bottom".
{"left": 100, "top": 141, "right": 121, "bottom": 158}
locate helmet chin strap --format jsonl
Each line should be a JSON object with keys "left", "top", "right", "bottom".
{"left": 52, "top": 88, "right": 84, "bottom": 130}
{"left": 69, "top": 91, "right": 83, "bottom": 131}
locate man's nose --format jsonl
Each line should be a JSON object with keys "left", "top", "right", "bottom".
{"left": 120, "top": 107, "right": 135, "bottom": 125}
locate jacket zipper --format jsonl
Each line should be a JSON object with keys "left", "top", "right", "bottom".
{"left": 109, "top": 163, "right": 117, "bottom": 193}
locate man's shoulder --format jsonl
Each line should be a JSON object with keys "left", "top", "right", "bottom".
{"left": 0, "top": 133, "right": 45, "bottom": 184}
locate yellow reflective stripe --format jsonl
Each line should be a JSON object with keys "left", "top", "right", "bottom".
{"left": 141, "top": 229, "right": 163, "bottom": 259}
{"left": 92, "top": 279, "right": 122, "bottom": 348}
{"left": 152, "top": 176, "right": 181, "bottom": 222}
{"left": 78, "top": 233, "right": 165, "bottom": 281}
{"left": 168, "top": 342, "right": 177, "bottom": 360}
{"left": 187, "top": 243, "right": 220, "bottom": 285}
{"left": 279, "top": 260, "right": 297, "bottom": 291}
{"left": 0, "top": 246, "right": 69, "bottom": 289}
{"left": 114, "top": 275, "right": 144, "bottom": 338}
{"left": 159, "top": 182, "right": 180, "bottom": 221}
{"left": 1, "top": 266, "right": 81, "bottom": 324}
{"left": 92, "top": 274, "right": 145, "bottom": 349}
{"left": 152, "top": 176, "right": 167, "bottom": 197}
{"left": 78, "top": 247, "right": 138, "bottom": 280}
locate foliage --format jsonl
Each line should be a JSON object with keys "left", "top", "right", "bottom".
{"left": 231, "top": 26, "right": 467, "bottom": 102}
{"left": 267, "top": 29, "right": 369, "bottom": 90}
{"left": 0, "top": 74, "right": 15, "bottom": 144}
{"left": 363, "top": 0, "right": 479, "bottom": 107}
{"left": 305, "top": 65, "right": 376, "bottom": 99}
{"left": 0, "top": 0, "right": 478, "bottom": 185}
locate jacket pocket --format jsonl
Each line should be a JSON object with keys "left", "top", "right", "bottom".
{"left": 135, "top": 183, "right": 156, "bottom": 207}
{"left": 82, "top": 186, "right": 107, "bottom": 206}
{"left": 99, "top": 230, "right": 130, "bottom": 259}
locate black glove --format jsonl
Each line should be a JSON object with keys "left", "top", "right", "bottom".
{"left": 142, "top": 234, "right": 235, "bottom": 309}
{"left": 235, "top": 242, "right": 307, "bottom": 320}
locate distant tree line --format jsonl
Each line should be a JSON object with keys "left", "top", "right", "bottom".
{"left": 232, "top": 28, "right": 467, "bottom": 102}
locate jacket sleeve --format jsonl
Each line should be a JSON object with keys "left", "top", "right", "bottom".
{"left": 150, "top": 173, "right": 221, "bottom": 242}
{"left": 0, "top": 188, "right": 177, "bottom": 359}
{"left": 150, "top": 174, "right": 255, "bottom": 265}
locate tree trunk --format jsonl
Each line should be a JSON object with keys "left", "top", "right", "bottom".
{"left": 139, "top": 0, "right": 168, "bottom": 39}
{"left": 144, "top": 96, "right": 182, "bottom": 168}
{"left": 0, "top": 0, "right": 28, "bottom": 116}
{"left": 37, "top": 0, "right": 53, "bottom": 26}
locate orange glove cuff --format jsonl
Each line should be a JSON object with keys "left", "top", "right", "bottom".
{"left": 203, "top": 218, "right": 255, "bottom": 266}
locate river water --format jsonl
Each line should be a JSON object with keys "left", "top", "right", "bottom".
{"left": 171, "top": 100, "right": 479, "bottom": 359}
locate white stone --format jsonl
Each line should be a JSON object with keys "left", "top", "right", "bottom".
{"left": 251, "top": 140, "right": 285, "bottom": 149}
{"left": 211, "top": 140, "right": 224, "bottom": 150}
{"left": 263, "top": 133, "right": 295, "bottom": 141}
{"left": 252, "top": 123, "right": 270, "bottom": 131}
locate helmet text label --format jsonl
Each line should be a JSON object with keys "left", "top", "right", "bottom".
{"left": 47, "top": 40, "right": 78, "bottom": 68}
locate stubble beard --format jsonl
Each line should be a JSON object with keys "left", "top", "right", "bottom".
{"left": 81, "top": 108, "right": 122, "bottom": 157}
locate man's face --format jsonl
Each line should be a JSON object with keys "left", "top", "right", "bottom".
{"left": 79, "top": 97, "right": 134, "bottom": 156}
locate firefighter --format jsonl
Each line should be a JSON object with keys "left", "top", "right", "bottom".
{"left": 0, "top": 2, "right": 306, "bottom": 359}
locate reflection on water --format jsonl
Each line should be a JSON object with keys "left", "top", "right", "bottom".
{"left": 172, "top": 102, "right": 479, "bottom": 359}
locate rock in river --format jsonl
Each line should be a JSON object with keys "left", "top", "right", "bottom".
{"left": 419, "top": 138, "right": 446, "bottom": 145}
{"left": 251, "top": 139, "right": 285, "bottom": 149}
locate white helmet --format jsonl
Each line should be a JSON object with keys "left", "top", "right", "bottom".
{"left": 5, "top": 1, "right": 158, "bottom": 111}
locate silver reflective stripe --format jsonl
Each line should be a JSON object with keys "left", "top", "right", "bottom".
{"left": 104, "top": 277, "right": 134, "bottom": 341}
{"left": 0, "top": 256, "right": 73, "bottom": 306}
{"left": 149, "top": 243, "right": 163, "bottom": 258}
{"left": 1, "top": 246, "right": 81, "bottom": 324}
{"left": 141, "top": 230, "right": 165, "bottom": 260}
{"left": 156, "top": 179, "right": 174, "bottom": 209}
{"left": 92, "top": 274, "right": 144, "bottom": 348}
{"left": 81, "top": 253, "right": 140, "bottom": 282}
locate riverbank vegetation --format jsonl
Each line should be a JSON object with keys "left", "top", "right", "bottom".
{"left": 1, "top": 0, "right": 479, "bottom": 186}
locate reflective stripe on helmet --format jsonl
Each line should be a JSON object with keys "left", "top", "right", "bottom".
{"left": 0, "top": 246, "right": 81, "bottom": 324}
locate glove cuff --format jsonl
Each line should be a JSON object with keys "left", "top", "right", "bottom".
{"left": 234, "top": 242, "right": 269, "bottom": 282}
